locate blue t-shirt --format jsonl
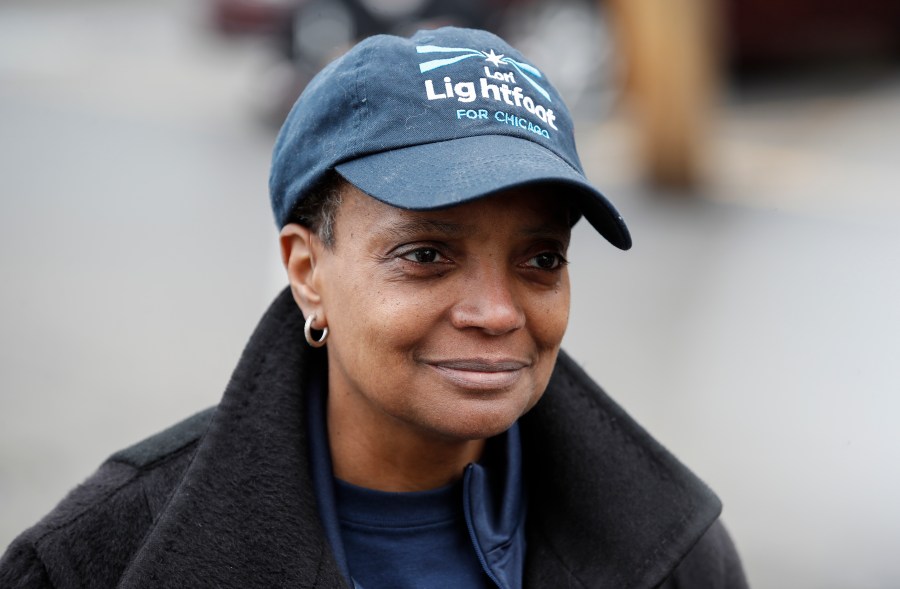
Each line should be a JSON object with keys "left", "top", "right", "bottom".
{"left": 334, "top": 478, "right": 494, "bottom": 589}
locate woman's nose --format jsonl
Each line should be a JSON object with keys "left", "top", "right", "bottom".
{"left": 450, "top": 265, "right": 525, "bottom": 336}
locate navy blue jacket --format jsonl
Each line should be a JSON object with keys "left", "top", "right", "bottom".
{"left": 0, "top": 289, "right": 748, "bottom": 588}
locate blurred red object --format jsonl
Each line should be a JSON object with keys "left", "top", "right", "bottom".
{"left": 210, "top": 0, "right": 301, "bottom": 36}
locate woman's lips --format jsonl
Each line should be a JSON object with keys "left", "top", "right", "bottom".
{"left": 426, "top": 359, "right": 529, "bottom": 390}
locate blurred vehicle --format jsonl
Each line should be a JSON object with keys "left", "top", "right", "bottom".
{"left": 726, "top": 0, "right": 900, "bottom": 69}
{"left": 275, "top": 0, "right": 504, "bottom": 122}
{"left": 599, "top": 0, "right": 900, "bottom": 190}
{"left": 208, "top": 0, "right": 613, "bottom": 126}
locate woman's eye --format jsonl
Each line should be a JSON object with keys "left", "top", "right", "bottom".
{"left": 401, "top": 248, "right": 445, "bottom": 264}
{"left": 527, "top": 252, "right": 566, "bottom": 270}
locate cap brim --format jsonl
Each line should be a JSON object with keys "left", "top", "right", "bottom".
{"left": 334, "top": 134, "right": 631, "bottom": 250}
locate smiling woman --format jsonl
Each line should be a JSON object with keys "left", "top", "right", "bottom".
{"left": 0, "top": 26, "right": 747, "bottom": 589}
{"left": 282, "top": 183, "right": 572, "bottom": 491}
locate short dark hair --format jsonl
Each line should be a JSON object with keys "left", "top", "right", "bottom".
{"left": 285, "top": 171, "right": 345, "bottom": 249}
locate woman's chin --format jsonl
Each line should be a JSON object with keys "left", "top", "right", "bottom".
{"left": 416, "top": 398, "right": 534, "bottom": 442}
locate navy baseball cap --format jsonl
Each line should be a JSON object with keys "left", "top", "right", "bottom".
{"left": 269, "top": 26, "right": 631, "bottom": 249}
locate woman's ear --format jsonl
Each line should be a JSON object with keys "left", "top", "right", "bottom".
{"left": 279, "top": 223, "right": 324, "bottom": 320}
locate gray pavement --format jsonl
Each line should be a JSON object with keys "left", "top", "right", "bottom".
{"left": 2, "top": 1, "right": 899, "bottom": 587}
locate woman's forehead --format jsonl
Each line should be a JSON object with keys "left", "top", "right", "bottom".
{"left": 336, "top": 182, "right": 574, "bottom": 237}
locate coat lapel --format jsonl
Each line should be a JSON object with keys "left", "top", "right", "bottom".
{"left": 119, "top": 290, "right": 348, "bottom": 588}
{"left": 521, "top": 351, "right": 722, "bottom": 588}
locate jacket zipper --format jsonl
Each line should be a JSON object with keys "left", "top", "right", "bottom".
{"left": 463, "top": 464, "right": 503, "bottom": 589}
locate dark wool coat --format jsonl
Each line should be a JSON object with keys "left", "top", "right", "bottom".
{"left": 0, "top": 289, "right": 748, "bottom": 588}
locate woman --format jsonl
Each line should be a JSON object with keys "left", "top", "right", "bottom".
{"left": 0, "top": 27, "right": 747, "bottom": 588}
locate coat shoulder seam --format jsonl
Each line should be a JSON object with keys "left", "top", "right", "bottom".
{"left": 31, "top": 440, "right": 198, "bottom": 547}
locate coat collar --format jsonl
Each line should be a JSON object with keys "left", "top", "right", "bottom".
{"left": 521, "top": 352, "right": 722, "bottom": 588}
{"left": 119, "top": 289, "right": 346, "bottom": 588}
{"left": 119, "top": 288, "right": 720, "bottom": 588}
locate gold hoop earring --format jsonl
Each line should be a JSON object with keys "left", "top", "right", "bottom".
{"left": 304, "top": 313, "right": 329, "bottom": 348}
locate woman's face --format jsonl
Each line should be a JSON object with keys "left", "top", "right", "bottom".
{"left": 311, "top": 183, "right": 571, "bottom": 443}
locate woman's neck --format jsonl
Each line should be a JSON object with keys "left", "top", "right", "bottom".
{"left": 326, "top": 393, "right": 485, "bottom": 492}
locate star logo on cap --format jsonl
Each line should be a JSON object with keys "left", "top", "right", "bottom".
{"left": 484, "top": 49, "right": 505, "bottom": 67}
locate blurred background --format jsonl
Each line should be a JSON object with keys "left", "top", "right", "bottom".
{"left": 2, "top": 0, "right": 899, "bottom": 586}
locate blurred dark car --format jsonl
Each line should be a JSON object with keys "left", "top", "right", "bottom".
{"left": 210, "top": 0, "right": 528, "bottom": 124}
{"left": 727, "top": 0, "right": 900, "bottom": 68}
